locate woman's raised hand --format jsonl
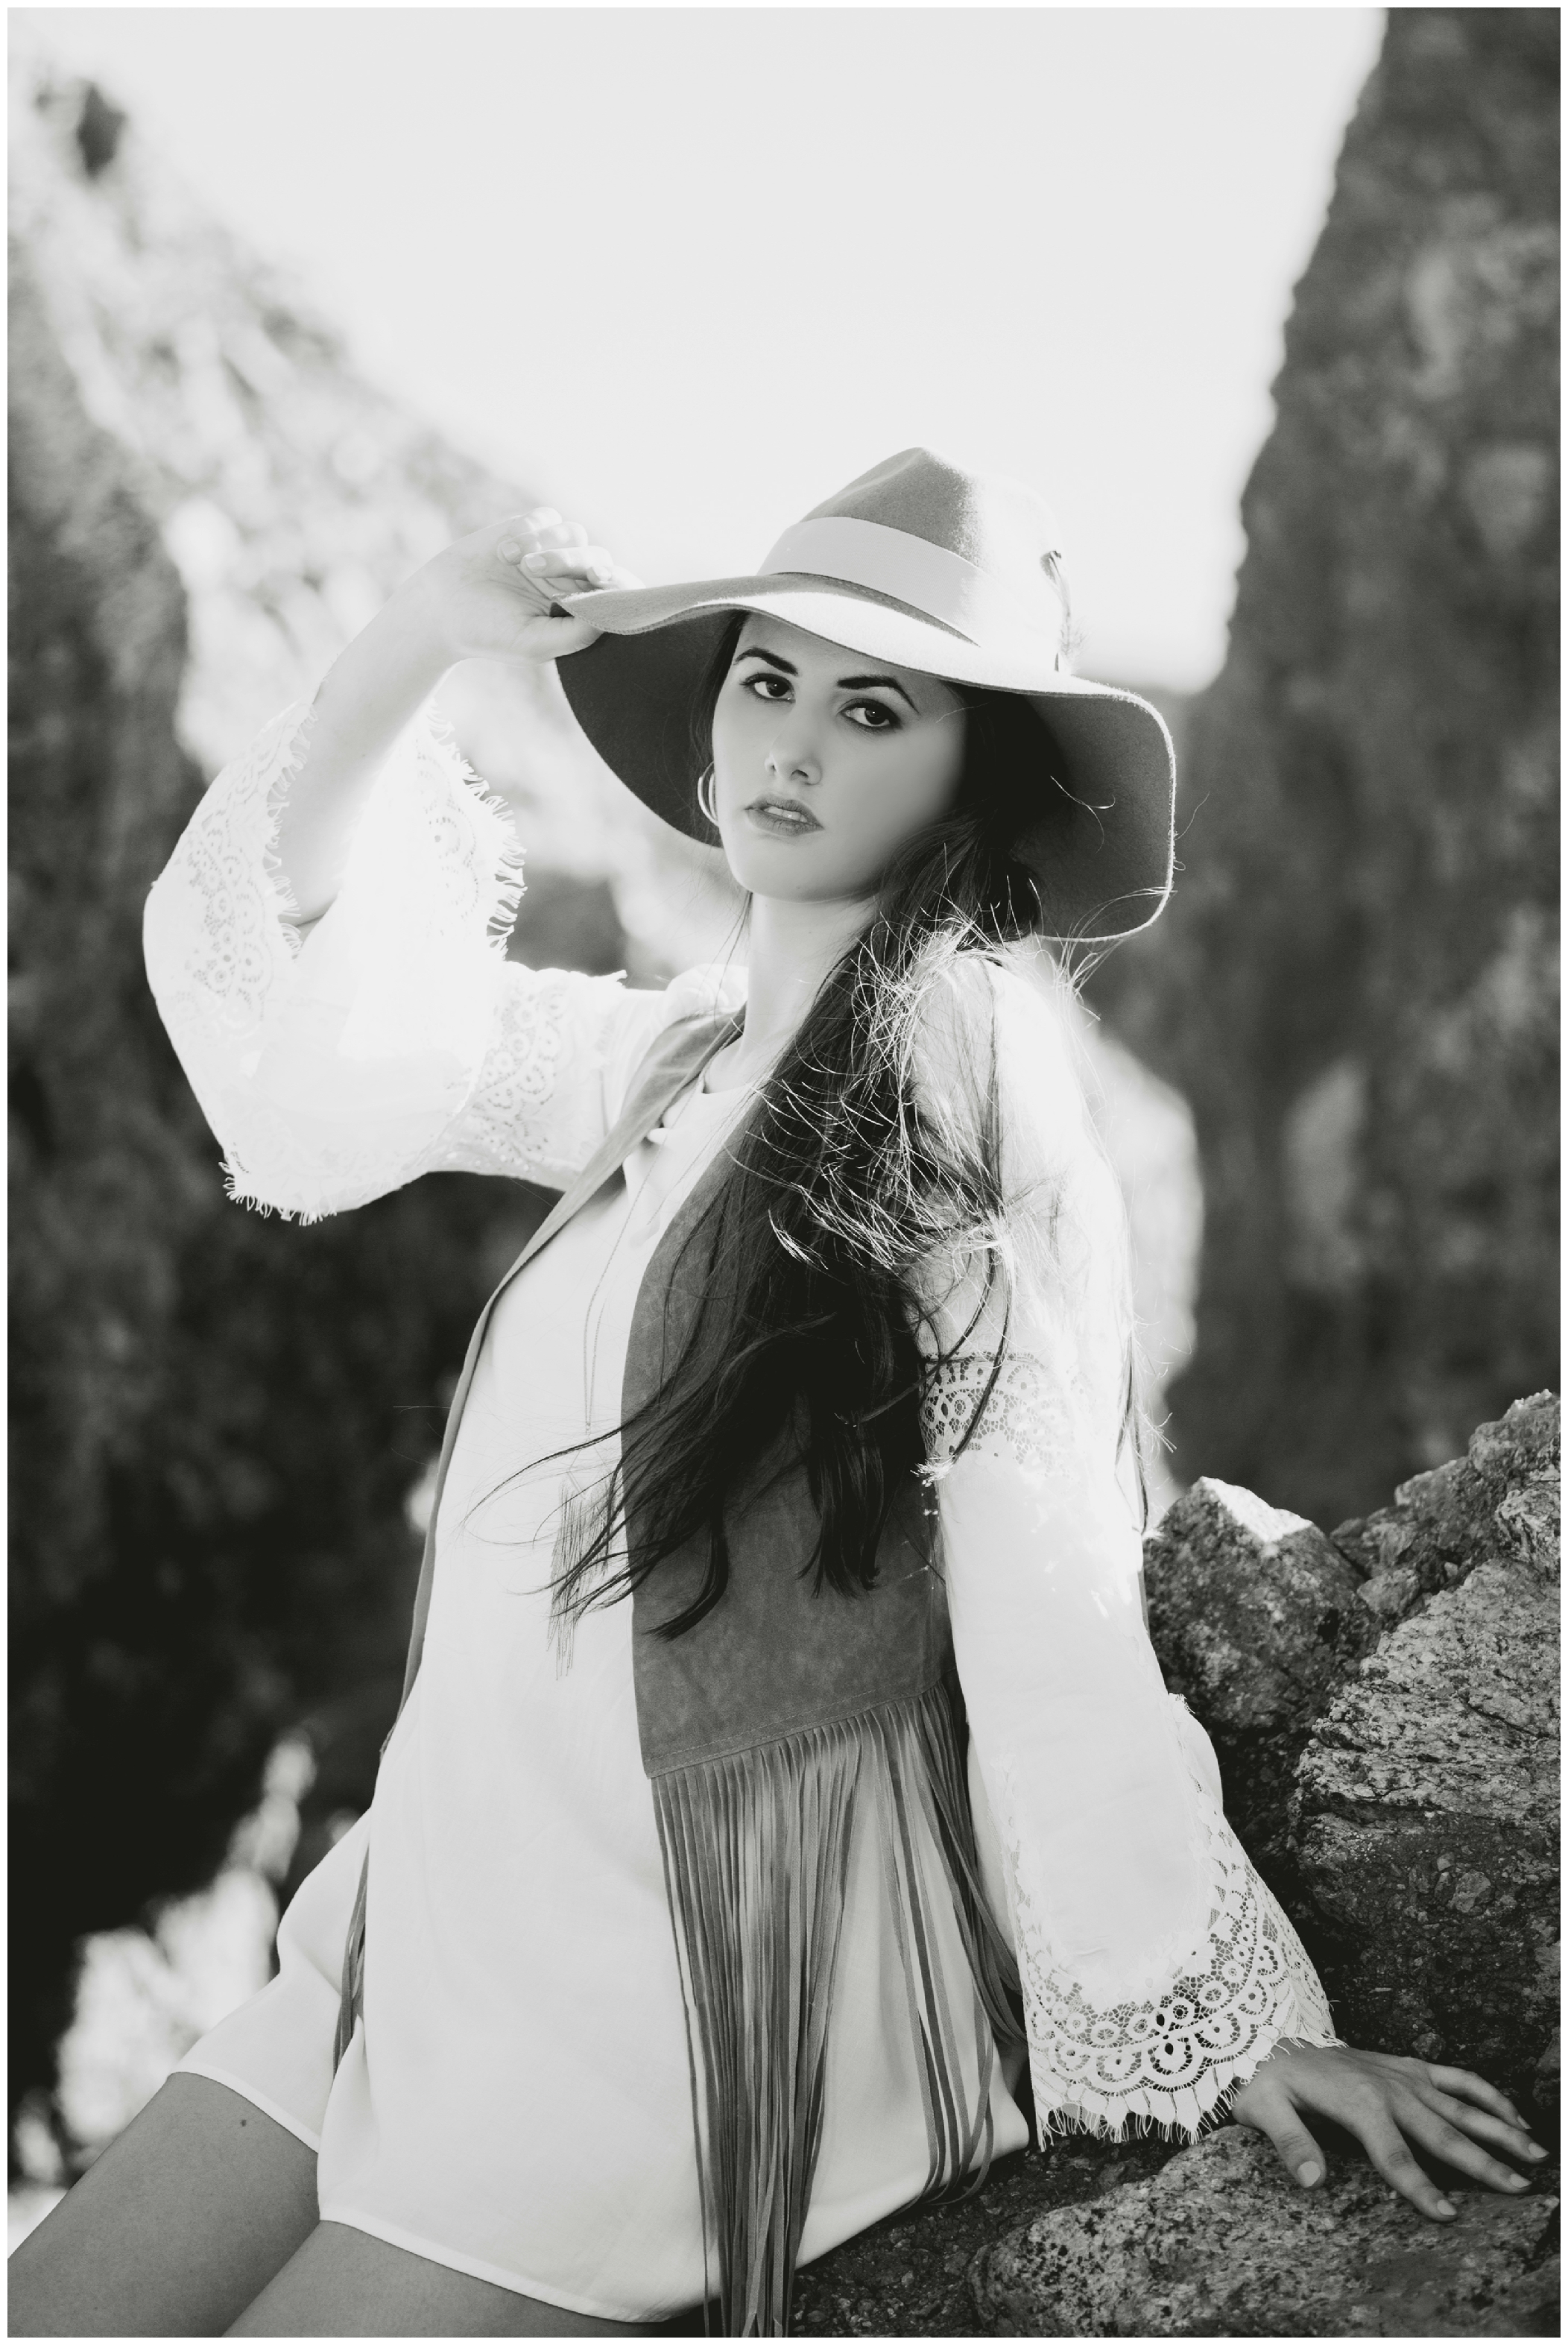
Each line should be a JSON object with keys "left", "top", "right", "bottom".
{"left": 399, "top": 508, "right": 642, "bottom": 668}
{"left": 1228, "top": 2041, "right": 1546, "bottom": 2220}
{"left": 270, "top": 508, "right": 640, "bottom": 922}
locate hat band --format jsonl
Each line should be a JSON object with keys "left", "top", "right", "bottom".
{"left": 759, "top": 516, "right": 1061, "bottom": 659}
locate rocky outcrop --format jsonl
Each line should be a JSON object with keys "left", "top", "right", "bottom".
{"left": 968, "top": 2127, "right": 1558, "bottom": 2339}
{"left": 1293, "top": 1394, "right": 1560, "bottom": 2106}
{"left": 1332, "top": 1383, "right": 1561, "bottom": 1610}
{"left": 1142, "top": 1394, "right": 1559, "bottom": 2115}
{"left": 787, "top": 1395, "right": 1559, "bottom": 2335}
{"left": 1143, "top": 1479, "right": 1375, "bottom": 1872}
{"left": 1089, "top": 7, "right": 1559, "bottom": 1528}
{"left": 786, "top": 2139, "right": 1176, "bottom": 2339}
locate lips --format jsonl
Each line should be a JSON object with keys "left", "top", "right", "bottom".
{"left": 745, "top": 796, "right": 822, "bottom": 835}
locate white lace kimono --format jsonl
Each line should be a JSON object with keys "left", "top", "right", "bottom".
{"left": 144, "top": 699, "right": 1335, "bottom": 2320}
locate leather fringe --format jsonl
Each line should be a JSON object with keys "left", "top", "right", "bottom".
{"left": 651, "top": 1682, "right": 1021, "bottom": 2338}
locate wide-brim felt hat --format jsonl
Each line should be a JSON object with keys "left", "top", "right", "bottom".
{"left": 556, "top": 447, "right": 1176, "bottom": 943}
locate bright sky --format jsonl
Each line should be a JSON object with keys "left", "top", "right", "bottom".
{"left": 21, "top": 6, "right": 1382, "bottom": 688}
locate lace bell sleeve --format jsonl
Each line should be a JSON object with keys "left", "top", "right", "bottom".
{"left": 911, "top": 957, "right": 1338, "bottom": 2142}
{"left": 143, "top": 697, "right": 724, "bottom": 1220}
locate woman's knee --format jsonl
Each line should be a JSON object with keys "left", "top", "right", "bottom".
{"left": 7, "top": 2074, "right": 318, "bottom": 2338}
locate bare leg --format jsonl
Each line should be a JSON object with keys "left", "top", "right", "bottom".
{"left": 225, "top": 2221, "right": 668, "bottom": 2337}
{"left": 7, "top": 2075, "right": 318, "bottom": 2338}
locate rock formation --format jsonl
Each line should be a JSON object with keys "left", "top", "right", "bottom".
{"left": 1090, "top": 7, "right": 1560, "bottom": 1527}
{"left": 1142, "top": 1392, "right": 1558, "bottom": 2118}
{"left": 1294, "top": 1391, "right": 1560, "bottom": 2106}
{"left": 969, "top": 2127, "right": 1558, "bottom": 2339}
{"left": 1142, "top": 1478, "right": 1376, "bottom": 1875}
{"left": 789, "top": 1392, "right": 1558, "bottom": 2335}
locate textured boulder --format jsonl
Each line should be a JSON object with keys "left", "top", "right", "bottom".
{"left": 1143, "top": 1478, "right": 1376, "bottom": 1875}
{"left": 968, "top": 2127, "right": 1558, "bottom": 2339}
{"left": 1146, "top": 1479, "right": 1375, "bottom": 1734}
{"left": 1333, "top": 1386, "right": 1561, "bottom": 1617}
{"left": 783, "top": 2139, "right": 1176, "bottom": 2339}
{"left": 1143, "top": 1394, "right": 1560, "bottom": 2115}
{"left": 1089, "top": 7, "right": 1559, "bottom": 1527}
{"left": 1291, "top": 1395, "right": 1561, "bottom": 2106}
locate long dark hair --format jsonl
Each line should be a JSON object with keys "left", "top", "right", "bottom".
{"left": 535, "top": 612, "right": 1146, "bottom": 1641}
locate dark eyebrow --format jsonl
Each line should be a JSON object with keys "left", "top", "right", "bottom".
{"left": 734, "top": 644, "right": 920, "bottom": 713}
{"left": 836, "top": 672, "right": 919, "bottom": 711}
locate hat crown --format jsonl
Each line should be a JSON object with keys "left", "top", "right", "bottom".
{"left": 799, "top": 447, "right": 1068, "bottom": 644}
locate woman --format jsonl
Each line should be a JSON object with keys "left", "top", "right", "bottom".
{"left": 13, "top": 451, "right": 1542, "bottom": 2339}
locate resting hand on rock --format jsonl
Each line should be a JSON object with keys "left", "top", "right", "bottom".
{"left": 1228, "top": 2040, "right": 1546, "bottom": 2220}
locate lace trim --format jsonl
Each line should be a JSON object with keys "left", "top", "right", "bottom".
{"left": 177, "top": 698, "right": 317, "bottom": 1018}
{"left": 411, "top": 701, "right": 527, "bottom": 954}
{"left": 999, "top": 1720, "right": 1338, "bottom": 2142}
{"left": 919, "top": 1349, "right": 1090, "bottom": 1479}
{"left": 145, "top": 697, "right": 531, "bottom": 1222}
{"left": 428, "top": 965, "right": 575, "bottom": 1178}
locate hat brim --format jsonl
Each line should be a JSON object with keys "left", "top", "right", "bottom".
{"left": 555, "top": 573, "right": 1176, "bottom": 944}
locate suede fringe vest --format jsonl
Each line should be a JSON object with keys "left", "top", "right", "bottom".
{"left": 334, "top": 1013, "right": 1020, "bottom": 2336}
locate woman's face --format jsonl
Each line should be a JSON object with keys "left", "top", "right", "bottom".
{"left": 709, "top": 615, "right": 967, "bottom": 903}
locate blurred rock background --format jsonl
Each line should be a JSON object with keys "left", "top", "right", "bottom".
{"left": 7, "top": 9, "right": 1558, "bottom": 2313}
{"left": 1088, "top": 6, "right": 1559, "bottom": 1527}
{"left": 8, "top": 47, "right": 737, "bottom": 2196}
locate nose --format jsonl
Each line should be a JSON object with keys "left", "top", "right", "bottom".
{"left": 765, "top": 715, "right": 822, "bottom": 789}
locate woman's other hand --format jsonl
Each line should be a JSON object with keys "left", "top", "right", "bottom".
{"left": 1228, "top": 2041, "right": 1547, "bottom": 2220}
{"left": 401, "top": 508, "right": 642, "bottom": 667}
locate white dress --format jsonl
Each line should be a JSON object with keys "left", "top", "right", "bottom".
{"left": 144, "top": 698, "right": 1337, "bottom": 2322}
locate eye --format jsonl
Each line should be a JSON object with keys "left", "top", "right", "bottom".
{"left": 736, "top": 668, "right": 791, "bottom": 702}
{"left": 844, "top": 698, "right": 901, "bottom": 731}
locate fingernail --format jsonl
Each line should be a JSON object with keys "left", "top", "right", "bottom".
{"left": 496, "top": 538, "right": 522, "bottom": 562}
{"left": 1525, "top": 2144, "right": 1549, "bottom": 2160}
{"left": 1297, "top": 2162, "right": 1321, "bottom": 2185}
{"left": 1506, "top": 2174, "right": 1530, "bottom": 2189}
{"left": 1435, "top": 2199, "right": 1456, "bottom": 2218}
{"left": 524, "top": 552, "right": 548, "bottom": 571}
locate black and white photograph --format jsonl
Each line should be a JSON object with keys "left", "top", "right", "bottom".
{"left": 8, "top": 4, "right": 1559, "bottom": 2337}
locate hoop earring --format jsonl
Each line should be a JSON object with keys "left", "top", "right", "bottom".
{"left": 696, "top": 763, "right": 719, "bottom": 828}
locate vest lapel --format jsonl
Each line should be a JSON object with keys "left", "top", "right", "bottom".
{"left": 400, "top": 1009, "right": 742, "bottom": 1704}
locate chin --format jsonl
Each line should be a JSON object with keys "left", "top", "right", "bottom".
{"left": 731, "top": 862, "right": 873, "bottom": 908}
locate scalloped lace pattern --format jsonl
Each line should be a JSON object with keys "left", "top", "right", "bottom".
{"left": 920, "top": 1348, "right": 1092, "bottom": 1478}
{"left": 999, "top": 1730, "right": 1338, "bottom": 2140}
